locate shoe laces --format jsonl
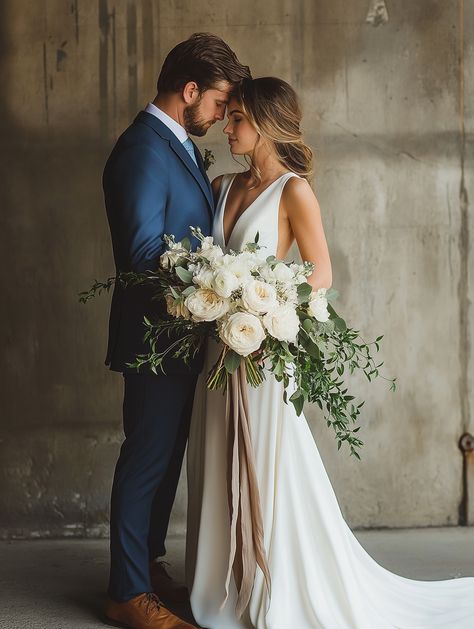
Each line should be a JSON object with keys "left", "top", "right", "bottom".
{"left": 138, "top": 592, "right": 162, "bottom": 619}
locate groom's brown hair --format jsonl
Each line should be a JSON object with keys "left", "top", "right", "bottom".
{"left": 157, "top": 33, "right": 251, "bottom": 94}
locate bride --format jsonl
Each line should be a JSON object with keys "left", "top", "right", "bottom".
{"left": 185, "top": 77, "right": 474, "bottom": 629}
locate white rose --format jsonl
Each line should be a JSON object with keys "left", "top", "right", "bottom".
{"left": 185, "top": 288, "right": 230, "bottom": 322}
{"left": 308, "top": 288, "right": 330, "bottom": 322}
{"left": 263, "top": 303, "right": 300, "bottom": 343}
{"left": 193, "top": 266, "right": 215, "bottom": 289}
{"left": 212, "top": 269, "right": 240, "bottom": 298}
{"left": 165, "top": 294, "right": 191, "bottom": 320}
{"left": 236, "top": 250, "right": 264, "bottom": 271}
{"left": 217, "top": 253, "right": 234, "bottom": 267}
{"left": 273, "top": 262, "right": 294, "bottom": 283}
{"left": 242, "top": 280, "right": 278, "bottom": 314}
{"left": 199, "top": 240, "right": 223, "bottom": 263}
{"left": 219, "top": 312, "right": 266, "bottom": 356}
{"left": 217, "top": 255, "right": 252, "bottom": 285}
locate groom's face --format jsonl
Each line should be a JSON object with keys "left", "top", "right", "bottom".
{"left": 184, "top": 81, "right": 232, "bottom": 137}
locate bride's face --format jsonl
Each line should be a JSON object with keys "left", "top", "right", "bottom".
{"left": 223, "top": 98, "right": 260, "bottom": 155}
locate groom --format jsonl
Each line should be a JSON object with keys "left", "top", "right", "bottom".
{"left": 102, "top": 33, "right": 250, "bottom": 629}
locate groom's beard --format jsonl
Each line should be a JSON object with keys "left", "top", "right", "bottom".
{"left": 184, "top": 101, "right": 213, "bottom": 137}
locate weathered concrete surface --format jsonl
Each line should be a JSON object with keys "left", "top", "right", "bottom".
{"left": 1, "top": 529, "right": 474, "bottom": 629}
{"left": 0, "top": 0, "right": 472, "bottom": 537}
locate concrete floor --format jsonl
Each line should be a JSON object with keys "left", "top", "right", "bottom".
{"left": 1, "top": 527, "right": 474, "bottom": 629}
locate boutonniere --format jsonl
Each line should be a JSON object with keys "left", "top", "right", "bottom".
{"left": 203, "top": 149, "right": 216, "bottom": 172}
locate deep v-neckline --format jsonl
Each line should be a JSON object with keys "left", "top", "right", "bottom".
{"left": 220, "top": 173, "right": 290, "bottom": 247}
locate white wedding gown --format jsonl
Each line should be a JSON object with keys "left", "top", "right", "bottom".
{"left": 185, "top": 172, "right": 474, "bottom": 629}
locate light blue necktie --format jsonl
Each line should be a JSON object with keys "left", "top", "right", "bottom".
{"left": 182, "top": 137, "right": 198, "bottom": 167}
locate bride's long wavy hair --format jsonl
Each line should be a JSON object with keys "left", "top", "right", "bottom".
{"left": 231, "top": 77, "right": 314, "bottom": 186}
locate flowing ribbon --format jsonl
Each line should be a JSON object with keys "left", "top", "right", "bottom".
{"left": 221, "top": 364, "right": 271, "bottom": 618}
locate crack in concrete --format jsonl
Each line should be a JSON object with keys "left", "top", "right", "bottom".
{"left": 73, "top": 0, "right": 79, "bottom": 45}
{"left": 457, "top": 0, "right": 471, "bottom": 525}
{"left": 42, "top": 42, "right": 49, "bottom": 125}
{"left": 98, "top": 0, "right": 110, "bottom": 141}
{"left": 126, "top": 2, "right": 138, "bottom": 121}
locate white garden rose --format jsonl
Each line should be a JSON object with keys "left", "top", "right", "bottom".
{"left": 216, "top": 253, "right": 234, "bottom": 267}
{"left": 184, "top": 288, "right": 230, "bottom": 322}
{"left": 236, "top": 250, "right": 263, "bottom": 271}
{"left": 219, "top": 312, "right": 266, "bottom": 356}
{"left": 165, "top": 294, "right": 191, "bottom": 320}
{"left": 273, "top": 262, "right": 294, "bottom": 283}
{"left": 217, "top": 255, "right": 252, "bottom": 285}
{"left": 308, "top": 288, "right": 330, "bottom": 322}
{"left": 193, "top": 266, "right": 215, "bottom": 289}
{"left": 241, "top": 280, "right": 278, "bottom": 314}
{"left": 263, "top": 303, "right": 300, "bottom": 343}
{"left": 212, "top": 269, "right": 240, "bottom": 298}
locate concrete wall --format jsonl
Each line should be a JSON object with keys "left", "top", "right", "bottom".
{"left": 0, "top": 0, "right": 472, "bottom": 539}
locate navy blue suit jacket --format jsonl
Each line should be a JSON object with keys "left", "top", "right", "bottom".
{"left": 103, "top": 111, "right": 213, "bottom": 374}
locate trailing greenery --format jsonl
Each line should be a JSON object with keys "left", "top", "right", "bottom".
{"left": 80, "top": 229, "right": 396, "bottom": 458}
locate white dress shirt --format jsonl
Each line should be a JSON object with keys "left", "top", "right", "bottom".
{"left": 144, "top": 102, "right": 188, "bottom": 143}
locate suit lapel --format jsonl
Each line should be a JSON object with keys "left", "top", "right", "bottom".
{"left": 135, "top": 112, "right": 214, "bottom": 215}
{"left": 168, "top": 136, "right": 214, "bottom": 213}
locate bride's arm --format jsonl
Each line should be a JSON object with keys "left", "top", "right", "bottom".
{"left": 281, "top": 177, "right": 332, "bottom": 290}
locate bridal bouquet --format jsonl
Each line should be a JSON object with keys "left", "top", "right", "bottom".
{"left": 81, "top": 227, "right": 395, "bottom": 458}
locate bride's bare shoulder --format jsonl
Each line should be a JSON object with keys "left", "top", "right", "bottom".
{"left": 211, "top": 174, "right": 232, "bottom": 202}
{"left": 211, "top": 174, "right": 224, "bottom": 196}
{"left": 282, "top": 176, "right": 320, "bottom": 214}
{"left": 211, "top": 171, "right": 250, "bottom": 200}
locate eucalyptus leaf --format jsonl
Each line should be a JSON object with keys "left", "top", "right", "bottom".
{"left": 302, "top": 318, "right": 313, "bottom": 332}
{"left": 182, "top": 285, "right": 196, "bottom": 297}
{"left": 325, "top": 288, "right": 339, "bottom": 301}
{"left": 224, "top": 350, "right": 241, "bottom": 374}
{"left": 175, "top": 266, "right": 193, "bottom": 284}
{"left": 297, "top": 282, "right": 312, "bottom": 304}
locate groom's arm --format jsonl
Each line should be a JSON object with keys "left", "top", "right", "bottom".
{"left": 104, "top": 143, "right": 168, "bottom": 273}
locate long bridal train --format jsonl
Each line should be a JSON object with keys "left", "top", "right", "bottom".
{"left": 185, "top": 173, "right": 474, "bottom": 629}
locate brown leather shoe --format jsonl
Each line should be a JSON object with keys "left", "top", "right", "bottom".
{"left": 149, "top": 561, "right": 189, "bottom": 604}
{"left": 104, "top": 592, "right": 196, "bottom": 629}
